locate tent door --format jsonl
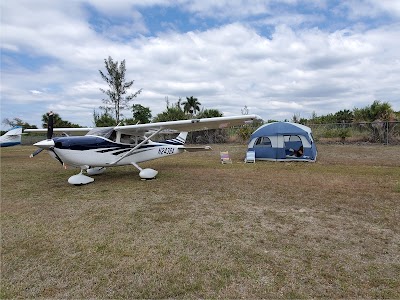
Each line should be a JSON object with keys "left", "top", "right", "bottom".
{"left": 283, "top": 135, "right": 304, "bottom": 158}
{"left": 253, "top": 136, "right": 278, "bottom": 159}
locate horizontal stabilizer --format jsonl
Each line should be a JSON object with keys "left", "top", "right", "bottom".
{"left": 180, "top": 146, "right": 212, "bottom": 152}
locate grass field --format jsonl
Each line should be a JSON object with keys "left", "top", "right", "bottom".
{"left": 1, "top": 144, "right": 399, "bottom": 298}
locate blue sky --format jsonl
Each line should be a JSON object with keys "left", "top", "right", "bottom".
{"left": 1, "top": 0, "right": 400, "bottom": 129}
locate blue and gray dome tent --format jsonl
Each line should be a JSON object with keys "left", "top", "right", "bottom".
{"left": 247, "top": 122, "right": 317, "bottom": 162}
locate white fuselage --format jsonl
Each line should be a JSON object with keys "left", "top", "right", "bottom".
{"left": 48, "top": 135, "right": 185, "bottom": 168}
{"left": 56, "top": 142, "right": 184, "bottom": 167}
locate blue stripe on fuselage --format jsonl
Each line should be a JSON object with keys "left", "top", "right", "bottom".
{"left": 0, "top": 142, "right": 21, "bottom": 147}
{"left": 53, "top": 136, "right": 131, "bottom": 151}
{"left": 52, "top": 136, "right": 164, "bottom": 152}
{"left": 163, "top": 140, "right": 184, "bottom": 145}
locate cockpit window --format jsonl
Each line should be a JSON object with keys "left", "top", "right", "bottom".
{"left": 86, "top": 127, "right": 116, "bottom": 141}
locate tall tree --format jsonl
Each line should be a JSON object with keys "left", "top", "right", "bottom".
{"left": 132, "top": 104, "right": 152, "bottom": 124}
{"left": 197, "top": 108, "right": 223, "bottom": 118}
{"left": 93, "top": 109, "right": 116, "bottom": 127}
{"left": 334, "top": 109, "right": 353, "bottom": 123}
{"left": 99, "top": 56, "right": 142, "bottom": 124}
{"left": 2, "top": 117, "right": 37, "bottom": 129}
{"left": 291, "top": 113, "right": 301, "bottom": 123}
{"left": 154, "top": 100, "right": 187, "bottom": 122}
{"left": 353, "top": 100, "right": 394, "bottom": 122}
{"left": 181, "top": 96, "right": 201, "bottom": 117}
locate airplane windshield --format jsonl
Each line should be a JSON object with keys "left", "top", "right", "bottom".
{"left": 86, "top": 127, "right": 115, "bottom": 140}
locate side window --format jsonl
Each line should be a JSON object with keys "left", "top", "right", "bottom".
{"left": 120, "top": 135, "right": 146, "bottom": 145}
{"left": 255, "top": 137, "right": 271, "bottom": 147}
{"left": 109, "top": 130, "right": 117, "bottom": 142}
{"left": 120, "top": 134, "right": 132, "bottom": 144}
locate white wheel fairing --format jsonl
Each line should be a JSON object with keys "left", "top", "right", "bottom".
{"left": 68, "top": 173, "right": 95, "bottom": 185}
{"left": 139, "top": 168, "right": 158, "bottom": 179}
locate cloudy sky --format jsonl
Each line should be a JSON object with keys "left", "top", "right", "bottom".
{"left": 1, "top": 0, "right": 399, "bottom": 129}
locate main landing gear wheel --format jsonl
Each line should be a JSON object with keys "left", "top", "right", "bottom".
{"left": 131, "top": 162, "right": 158, "bottom": 180}
{"left": 139, "top": 168, "right": 158, "bottom": 180}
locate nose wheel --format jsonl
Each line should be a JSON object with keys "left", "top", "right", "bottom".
{"left": 68, "top": 169, "right": 94, "bottom": 185}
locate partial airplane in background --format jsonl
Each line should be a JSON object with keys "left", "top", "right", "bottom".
{"left": 0, "top": 126, "right": 23, "bottom": 147}
{"left": 25, "top": 113, "right": 260, "bottom": 185}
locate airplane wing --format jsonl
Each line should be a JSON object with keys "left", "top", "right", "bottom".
{"left": 23, "top": 115, "right": 261, "bottom": 136}
{"left": 114, "top": 115, "right": 261, "bottom": 135}
{"left": 24, "top": 128, "right": 93, "bottom": 134}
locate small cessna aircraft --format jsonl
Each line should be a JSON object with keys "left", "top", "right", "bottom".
{"left": 25, "top": 113, "right": 260, "bottom": 185}
{"left": 0, "top": 126, "right": 23, "bottom": 147}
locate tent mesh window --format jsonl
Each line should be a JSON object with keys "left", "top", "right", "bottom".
{"left": 255, "top": 136, "right": 272, "bottom": 147}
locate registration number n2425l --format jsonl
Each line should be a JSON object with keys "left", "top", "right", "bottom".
{"left": 158, "top": 147, "right": 175, "bottom": 155}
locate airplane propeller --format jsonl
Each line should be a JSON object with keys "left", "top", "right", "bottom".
{"left": 30, "top": 112, "right": 54, "bottom": 158}
{"left": 30, "top": 148, "right": 44, "bottom": 158}
{"left": 47, "top": 111, "right": 54, "bottom": 139}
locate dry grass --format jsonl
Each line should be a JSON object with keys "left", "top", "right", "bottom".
{"left": 1, "top": 144, "right": 399, "bottom": 299}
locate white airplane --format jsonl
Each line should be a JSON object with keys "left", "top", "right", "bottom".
{"left": 0, "top": 126, "right": 23, "bottom": 147}
{"left": 25, "top": 114, "right": 260, "bottom": 185}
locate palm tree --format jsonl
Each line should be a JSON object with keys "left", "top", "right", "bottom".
{"left": 181, "top": 96, "right": 201, "bottom": 118}
{"left": 42, "top": 112, "right": 81, "bottom": 128}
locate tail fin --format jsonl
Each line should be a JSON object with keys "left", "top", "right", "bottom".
{"left": 0, "top": 126, "right": 22, "bottom": 147}
{"left": 165, "top": 132, "right": 188, "bottom": 145}
{"left": 4, "top": 126, "right": 23, "bottom": 136}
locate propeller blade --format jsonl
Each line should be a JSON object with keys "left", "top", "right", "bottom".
{"left": 47, "top": 111, "right": 54, "bottom": 139}
{"left": 30, "top": 148, "right": 44, "bottom": 158}
{"left": 30, "top": 112, "right": 54, "bottom": 158}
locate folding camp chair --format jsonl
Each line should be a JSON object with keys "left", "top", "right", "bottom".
{"left": 245, "top": 150, "right": 255, "bottom": 163}
{"left": 220, "top": 151, "right": 232, "bottom": 164}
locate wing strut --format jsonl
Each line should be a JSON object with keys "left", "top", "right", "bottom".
{"left": 109, "top": 128, "right": 163, "bottom": 165}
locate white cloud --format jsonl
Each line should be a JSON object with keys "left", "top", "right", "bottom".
{"left": 29, "top": 90, "right": 44, "bottom": 95}
{"left": 1, "top": 0, "right": 399, "bottom": 129}
{"left": 342, "top": 0, "right": 400, "bottom": 19}
{"left": 184, "top": 0, "right": 271, "bottom": 18}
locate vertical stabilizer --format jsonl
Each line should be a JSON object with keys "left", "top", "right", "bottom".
{"left": 0, "top": 126, "right": 23, "bottom": 147}
{"left": 165, "top": 132, "right": 188, "bottom": 145}
{"left": 4, "top": 126, "right": 23, "bottom": 136}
